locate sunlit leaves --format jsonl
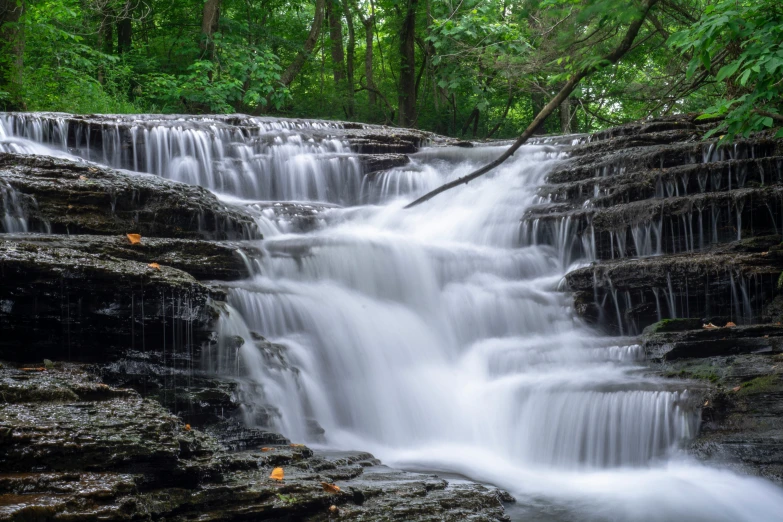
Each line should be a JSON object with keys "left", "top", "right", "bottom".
{"left": 669, "top": 0, "right": 783, "bottom": 141}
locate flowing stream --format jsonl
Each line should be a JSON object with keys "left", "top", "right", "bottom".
{"left": 3, "top": 113, "right": 783, "bottom": 521}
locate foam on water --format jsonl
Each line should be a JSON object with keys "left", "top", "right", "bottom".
{"left": 4, "top": 113, "right": 783, "bottom": 521}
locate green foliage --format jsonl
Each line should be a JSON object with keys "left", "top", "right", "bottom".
{"left": 0, "top": 0, "right": 779, "bottom": 140}
{"left": 669, "top": 0, "right": 783, "bottom": 141}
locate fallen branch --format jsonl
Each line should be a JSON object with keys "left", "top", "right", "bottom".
{"left": 754, "top": 109, "right": 783, "bottom": 123}
{"left": 404, "top": 0, "right": 659, "bottom": 209}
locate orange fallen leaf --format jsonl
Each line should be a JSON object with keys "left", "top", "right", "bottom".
{"left": 21, "top": 367, "right": 46, "bottom": 372}
{"left": 703, "top": 323, "right": 718, "bottom": 330}
{"left": 761, "top": 252, "right": 769, "bottom": 256}
{"left": 79, "top": 175, "right": 88, "bottom": 181}
{"left": 703, "top": 400, "right": 710, "bottom": 407}
{"left": 148, "top": 262, "right": 161, "bottom": 270}
{"left": 321, "top": 482, "right": 340, "bottom": 494}
{"left": 724, "top": 321, "right": 736, "bottom": 327}
{"left": 329, "top": 505, "right": 339, "bottom": 514}
{"left": 764, "top": 335, "right": 770, "bottom": 338}
{"left": 126, "top": 233, "right": 142, "bottom": 245}
{"left": 290, "top": 443, "right": 305, "bottom": 448}
{"left": 184, "top": 424, "right": 191, "bottom": 431}
{"left": 261, "top": 447, "right": 274, "bottom": 452}
{"left": 732, "top": 386, "right": 741, "bottom": 392}
{"left": 270, "top": 467, "right": 284, "bottom": 481}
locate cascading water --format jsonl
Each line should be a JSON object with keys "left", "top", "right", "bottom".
{"left": 3, "top": 113, "right": 783, "bottom": 521}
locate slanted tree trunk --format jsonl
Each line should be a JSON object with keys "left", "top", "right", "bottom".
{"left": 398, "top": 0, "right": 418, "bottom": 127}
{"left": 0, "top": 0, "right": 24, "bottom": 108}
{"left": 461, "top": 107, "right": 479, "bottom": 136}
{"left": 280, "top": 0, "right": 326, "bottom": 87}
{"left": 405, "top": 0, "right": 659, "bottom": 208}
{"left": 341, "top": 0, "right": 355, "bottom": 117}
{"left": 201, "top": 0, "right": 221, "bottom": 61}
{"left": 486, "top": 91, "right": 515, "bottom": 139}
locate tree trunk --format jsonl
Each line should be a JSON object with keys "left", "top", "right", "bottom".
{"left": 117, "top": 2, "right": 133, "bottom": 55}
{"left": 531, "top": 89, "right": 549, "bottom": 134}
{"left": 201, "top": 0, "right": 221, "bottom": 60}
{"left": 398, "top": 0, "right": 418, "bottom": 127}
{"left": 0, "top": 0, "right": 23, "bottom": 108}
{"left": 280, "top": 0, "right": 326, "bottom": 87}
{"left": 486, "top": 92, "right": 515, "bottom": 138}
{"left": 327, "top": 0, "right": 344, "bottom": 84}
{"left": 405, "top": 0, "right": 659, "bottom": 208}
{"left": 560, "top": 97, "right": 572, "bottom": 133}
{"left": 101, "top": 10, "right": 114, "bottom": 55}
{"left": 461, "top": 107, "right": 479, "bottom": 136}
{"left": 341, "top": 0, "right": 355, "bottom": 117}
{"left": 356, "top": 0, "right": 375, "bottom": 106}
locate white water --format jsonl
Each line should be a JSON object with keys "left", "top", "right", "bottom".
{"left": 3, "top": 114, "right": 783, "bottom": 521}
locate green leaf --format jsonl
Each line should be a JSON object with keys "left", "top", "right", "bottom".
{"left": 716, "top": 60, "right": 741, "bottom": 81}
{"left": 739, "top": 68, "right": 752, "bottom": 86}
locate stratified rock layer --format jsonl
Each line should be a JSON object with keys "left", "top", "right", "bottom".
{"left": 0, "top": 153, "right": 258, "bottom": 239}
{"left": 0, "top": 365, "right": 512, "bottom": 521}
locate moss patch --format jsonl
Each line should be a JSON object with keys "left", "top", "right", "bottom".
{"left": 664, "top": 363, "right": 721, "bottom": 383}
{"left": 643, "top": 318, "right": 703, "bottom": 334}
{"left": 737, "top": 374, "right": 780, "bottom": 395}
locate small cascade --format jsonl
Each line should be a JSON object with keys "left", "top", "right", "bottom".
{"left": 4, "top": 111, "right": 783, "bottom": 520}
{"left": 0, "top": 181, "right": 28, "bottom": 233}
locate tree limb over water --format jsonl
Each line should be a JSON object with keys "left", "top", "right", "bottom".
{"left": 404, "top": 0, "right": 660, "bottom": 209}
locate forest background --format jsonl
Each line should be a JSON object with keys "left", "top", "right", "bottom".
{"left": 0, "top": 0, "right": 781, "bottom": 141}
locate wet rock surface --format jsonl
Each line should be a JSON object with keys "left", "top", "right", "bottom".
{"left": 550, "top": 115, "right": 783, "bottom": 335}
{"left": 0, "top": 233, "right": 252, "bottom": 281}
{"left": 540, "top": 116, "right": 783, "bottom": 482}
{"left": 0, "top": 153, "right": 258, "bottom": 239}
{"left": 0, "top": 239, "right": 223, "bottom": 363}
{"left": 0, "top": 365, "right": 512, "bottom": 521}
{"left": 642, "top": 321, "right": 783, "bottom": 482}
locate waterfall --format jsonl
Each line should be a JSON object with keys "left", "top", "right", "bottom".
{"left": 0, "top": 180, "right": 28, "bottom": 233}
{"left": 4, "top": 113, "right": 783, "bottom": 521}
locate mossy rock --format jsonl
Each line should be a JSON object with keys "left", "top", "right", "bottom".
{"left": 642, "top": 318, "right": 703, "bottom": 335}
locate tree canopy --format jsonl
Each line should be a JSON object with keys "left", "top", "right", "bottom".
{"left": 0, "top": 0, "right": 781, "bottom": 140}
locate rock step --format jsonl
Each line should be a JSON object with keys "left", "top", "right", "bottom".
{"left": 1, "top": 233, "right": 254, "bottom": 281}
{"left": 549, "top": 138, "right": 779, "bottom": 185}
{"left": 0, "top": 240, "right": 224, "bottom": 363}
{"left": 641, "top": 322, "right": 783, "bottom": 481}
{"left": 566, "top": 245, "right": 783, "bottom": 334}
{"left": 523, "top": 186, "right": 783, "bottom": 261}
{"left": 0, "top": 153, "right": 258, "bottom": 239}
{"left": 3, "top": 112, "right": 449, "bottom": 162}
{"left": 542, "top": 156, "right": 783, "bottom": 208}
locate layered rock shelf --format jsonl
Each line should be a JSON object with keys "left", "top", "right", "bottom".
{"left": 545, "top": 115, "right": 783, "bottom": 481}
{"left": 0, "top": 365, "right": 511, "bottom": 521}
